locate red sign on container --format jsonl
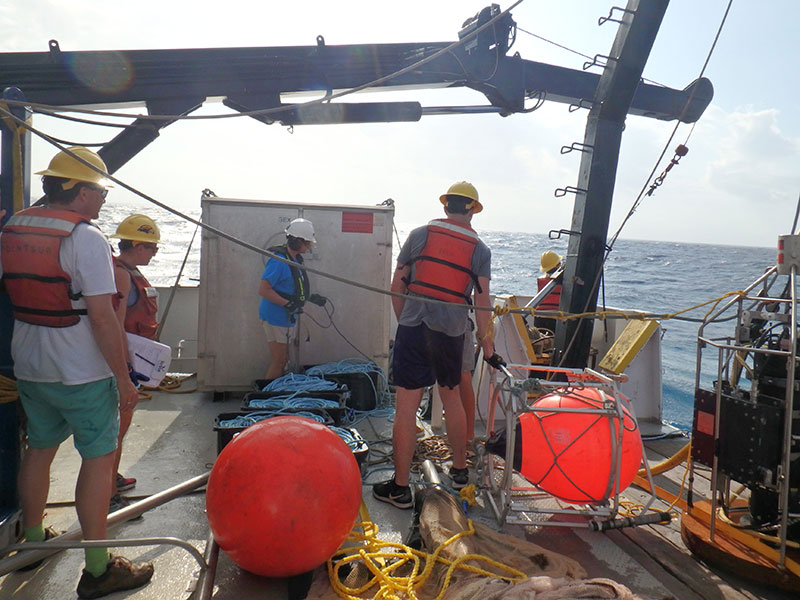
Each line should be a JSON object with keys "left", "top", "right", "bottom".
{"left": 341, "top": 212, "right": 373, "bottom": 234}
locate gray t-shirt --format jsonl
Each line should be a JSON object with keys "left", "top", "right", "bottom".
{"left": 397, "top": 221, "right": 491, "bottom": 337}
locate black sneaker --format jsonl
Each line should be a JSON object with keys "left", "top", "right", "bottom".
{"left": 372, "top": 477, "right": 413, "bottom": 509}
{"left": 449, "top": 467, "right": 469, "bottom": 490}
{"left": 76, "top": 554, "right": 154, "bottom": 599}
{"left": 15, "top": 527, "right": 59, "bottom": 572}
{"left": 109, "top": 494, "right": 143, "bottom": 521}
{"left": 116, "top": 473, "right": 136, "bottom": 492}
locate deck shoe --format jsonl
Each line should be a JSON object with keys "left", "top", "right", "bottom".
{"left": 108, "top": 494, "right": 144, "bottom": 521}
{"left": 372, "top": 477, "right": 413, "bottom": 509}
{"left": 449, "top": 467, "right": 469, "bottom": 490}
{"left": 15, "top": 527, "right": 58, "bottom": 572}
{"left": 116, "top": 472, "right": 136, "bottom": 492}
{"left": 76, "top": 554, "right": 154, "bottom": 599}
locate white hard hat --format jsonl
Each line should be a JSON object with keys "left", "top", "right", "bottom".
{"left": 285, "top": 218, "right": 316, "bottom": 243}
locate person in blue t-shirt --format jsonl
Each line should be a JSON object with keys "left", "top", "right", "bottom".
{"left": 258, "top": 218, "right": 321, "bottom": 380}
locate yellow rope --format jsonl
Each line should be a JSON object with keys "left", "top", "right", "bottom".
{"left": 459, "top": 484, "right": 477, "bottom": 508}
{"left": 638, "top": 441, "right": 690, "bottom": 477}
{"left": 329, "top": 519, "right": 526, "bottom": 600}
{"left": 0, "top": 374, "right": 19, "bottom": 405}
{"left": 621, "top": 442, "right": 692, "bottom": 518}
{"left": 140, "top": 372, "right": 197, "bottom": 394}
{"left": 715, "top": 507, "right": 800, "bottom": 549}
{"left": 505, "top": 290, "right": 747, "bottom": 324}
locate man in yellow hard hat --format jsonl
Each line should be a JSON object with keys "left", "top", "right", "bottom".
{"left": 0, "top": 147, "right": 154, "bottom": 597}
{"left": 107, "top": 214, "right": 161, "bottom": 513}
{"left": 535, "top": 250, "right": 563, "bottom": 332}
{"left": 374, "top": 181, "right": 499, "bottom": 508}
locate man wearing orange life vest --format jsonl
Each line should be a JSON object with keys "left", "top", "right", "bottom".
{"left": 535, "top": 250, "right": 563, "bottom": 332}
{"left": 0, "top": 146, "right": 153, "bottom": 596}
{"left": 108, "top": 213, "right": 161, "bottom": 513}
{"left": 374, "top": 181, "right": 495, "bottom": 508}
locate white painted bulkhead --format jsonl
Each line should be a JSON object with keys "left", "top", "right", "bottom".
{"left": 196, "top": 197, "right": 394, "bottom": 391}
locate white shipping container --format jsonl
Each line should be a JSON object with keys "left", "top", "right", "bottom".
{"left": 198, "top": 196, "right": 393, "bottom": 391}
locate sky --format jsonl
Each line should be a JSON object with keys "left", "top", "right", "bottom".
{"left": 1, "top": 0, "right": 799, "bottom": 247}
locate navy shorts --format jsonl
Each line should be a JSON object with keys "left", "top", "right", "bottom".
{"left": 392, "top": 323, "right": 464, "bottom": 390}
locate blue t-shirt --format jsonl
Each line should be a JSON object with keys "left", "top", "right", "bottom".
{"left": 258, "top": 256, "right": 302, "bottom": 327}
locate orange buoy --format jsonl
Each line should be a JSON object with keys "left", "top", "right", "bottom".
{"left": 206, "top": 416, "right": 362, "bottom": 577}
{"left": 519, "top": 387, "right": 642, "bottom": 504}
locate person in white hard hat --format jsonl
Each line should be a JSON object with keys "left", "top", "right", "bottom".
{"left": 258, "top": 218, "right": 326, "bottom": 381}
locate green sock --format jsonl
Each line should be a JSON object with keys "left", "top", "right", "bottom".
{"left": 24, "top": 524, "right": 45, "bottom": 543}
{"left": 84, "top": 548, "right": 110, "bottom": 577}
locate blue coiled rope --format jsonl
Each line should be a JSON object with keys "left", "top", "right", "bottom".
{"left": 262, "top": 373, "right": 340, "bottom": 392}
{"left": 330, "top": 426, "right": 364, "bottom": 452}
{"left": 247, "top": 396, "right": 341, "bottom": 410}
{"left": 305, "top": 358, "right": 389, "bottom": 407}
{"left": 218, "top": 410, "right": 327, "bottom": 428}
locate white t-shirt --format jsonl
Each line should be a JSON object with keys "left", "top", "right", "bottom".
{"left": 0, "top": 223, "right": 117, "bottom": 384}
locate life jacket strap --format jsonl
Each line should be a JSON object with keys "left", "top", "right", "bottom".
{"left": 407, "top": 255, "right": 483, "bottom": 294}
{"left": 11, "top": 305, "right": 88, "bottom": 318}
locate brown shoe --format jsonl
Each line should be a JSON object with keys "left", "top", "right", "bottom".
{"left": 76, "top": 554, "right": 154, "bottom": 599}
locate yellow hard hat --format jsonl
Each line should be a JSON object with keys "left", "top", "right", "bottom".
{"left": 35, "top": 146, "right": 111, "bottom": 190}
{"left": 439, "top": 181, "right": 483, "bottom": 214}
{"left": 540, "top": 250, "right": 562, "bottom": 273}
{"left": 111, "top": 214, "right": 161, "bottom": 244}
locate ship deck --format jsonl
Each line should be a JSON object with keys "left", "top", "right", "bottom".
{"left": 0, "top": 386, "right": 795, "bottom": 600}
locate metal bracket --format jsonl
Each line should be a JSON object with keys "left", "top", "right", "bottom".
{"left": 549, "top": 228, "right": 581, "bottom": 240}
{"left": 568, "top": 98, "right": 594, "bottom": 113}
{"left": 560, "top": 142, "right": 594, "bottom": 155}
{"left": 554, "top": 185, "right": 588, "bottom": 198}
{"left": 47, "top": 39, "right": 61, "bottom": 62}
{"left": 583, "top": 54, "right": 615, "bottom": 71}
{"left": 598, "top": 6, "right": 637, "bottom": 26}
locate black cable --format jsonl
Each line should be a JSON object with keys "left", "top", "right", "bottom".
{"left": 302, "top": 299, "right": 372, "bottom": 361}
{"left": 516, "top": 26, "right": 666, "bottom": 88}
{"left": 42, "top": 135, "right": 108, "bottom": 147}
{"left": 34, "top": 108, "right": 132, "bottom": 128}
{"left": 792, "top": 189, "right": 800, "bottom": 235}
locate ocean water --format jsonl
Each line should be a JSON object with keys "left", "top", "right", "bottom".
{"left": 97, "top": 203, "right": 777, "bottom": 431}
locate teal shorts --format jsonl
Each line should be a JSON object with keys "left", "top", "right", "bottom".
{"left": 17, "top": 378, "right": 120, "bottom": 459}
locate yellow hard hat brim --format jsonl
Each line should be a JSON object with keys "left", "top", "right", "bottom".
{"left": 35, "top": 171, "right": 113, "bottom": 190}
{"left": 440, "top": 195, "right": 483, "bottom": 213}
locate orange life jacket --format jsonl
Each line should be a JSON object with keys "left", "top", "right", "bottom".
{"left": 405, "top": 219, "right": 482, "bottom": 304}
{"left": 537, "top": 276, "right": 562, "bottom": 311}
{"left": 115, "top": 259, "right": 158, "bottom": 340}
{"left": 0, "top": 206, "right": 91, "bottom": 327}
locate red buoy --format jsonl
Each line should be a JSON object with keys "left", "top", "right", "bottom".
{"left": 206, "top": 416, "right": 362, "bottom": 577}
{"left": 519, "top": 387, "right": 642, "bottom": 504}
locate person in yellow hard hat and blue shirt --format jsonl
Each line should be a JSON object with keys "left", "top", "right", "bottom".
{"left": 0, "top": 146, "right": 154, "bottom": 597}
{"left": 374, "top": 181, "right": 503, "bottom": 509}
{"left": 107, "top": 214, "right": 161, "bottom": 514}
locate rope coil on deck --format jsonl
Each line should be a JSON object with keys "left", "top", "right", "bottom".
{"left": 328, "top": 519, "right": 526, "bottom": 600}
{"left": 0, "top": 374, "right": 18, "bottom": 404}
